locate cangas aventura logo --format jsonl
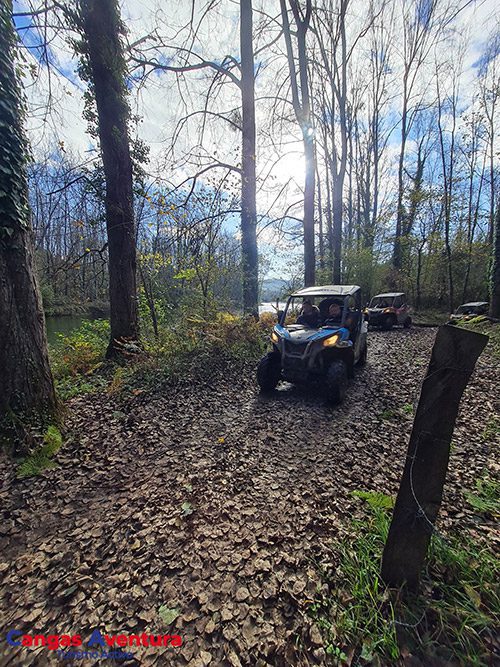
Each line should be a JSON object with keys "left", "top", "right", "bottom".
{"left": 6, "top": 629, "right": 182, "bottom": 660}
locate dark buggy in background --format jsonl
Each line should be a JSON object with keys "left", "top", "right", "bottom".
{"left": 257, "top": 285, "right": 368, "bottom": 404}
{"left": 448, "top": 301, "right": 489, "bottom": 323}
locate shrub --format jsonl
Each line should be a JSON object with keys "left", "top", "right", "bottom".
{"left": 259, "top": 311, "right": 278, "bottom": 329}
{"left": 50, "top": 319, "right": 110, "bottom": 378}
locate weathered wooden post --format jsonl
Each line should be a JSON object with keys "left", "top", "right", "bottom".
{"left": 381, "top": 325, "right": 488, "bottom": 590}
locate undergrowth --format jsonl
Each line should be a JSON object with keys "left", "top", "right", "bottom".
{"left": 412, "top": 309, "right": 450, "bottom": 326}
{"left": 309, "top": 491, "right": 500, "bottom": 666}
{"left": 49, "top": 319, "right": 110, "bottom": 399}
{"left": 49, "top": 312, "right": 271, "bottom": 399}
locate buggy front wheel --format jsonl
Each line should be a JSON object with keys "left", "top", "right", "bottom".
{"left": 257, "top": 352, "right": 281, "bottom": 392}
{"left": 382, "top": 315, "right": 395, "bottom": 330}
{"left": 326, "top": 360, "right": 348, "bottom": 404}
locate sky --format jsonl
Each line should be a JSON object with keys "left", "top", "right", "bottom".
{"left": 12, "top": 0, "right": 500, "bottom": 279}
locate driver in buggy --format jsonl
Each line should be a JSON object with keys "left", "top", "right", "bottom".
{"left": 323, "top": 299, "right": 356, "bottom": 338}
{"left": 296, "top": 299, "right": 320, "bottom": 328}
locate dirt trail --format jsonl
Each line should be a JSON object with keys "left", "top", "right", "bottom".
{"left": 0, "top": 328, "right": 497, "bottom": 666}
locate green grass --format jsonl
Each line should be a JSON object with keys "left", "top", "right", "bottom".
{"left": 351, "top": 490, "right": 395, "bottom": 510}
{"left": 17, "top": 425, "right": 63, "bottom": 478}
{"left": 482, "top": 416, "right": 500, "bottom": 442}
{"left": 55, "top": 373, "right": 108, "bottom": 400}
{"left": 379, "top": 409, "right": 397, "bottom": 421}
{"left": 465, "top": 476, "right": 500, "bottom": 517}
{"left": 379, "top": 404, "right": 413, "bottom": 421}
{"left": 309, "top": 493, "right": 500, "bottom": 666}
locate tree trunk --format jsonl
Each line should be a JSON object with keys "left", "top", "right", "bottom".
{"left": 490, "top": 202, "right": 500, "bottom": 319}
{"left": 281, "top": 0, "right": 315, "bottom": 286}
{"left": 296, "top": 9, "right": 315, "bottom": 287}
{"left": 415, "top": 241, "right": 425, "bottom": 311}
{"left": 316, "top": 161, "right": 325, "bottom": 271}
{"left": 80, "top": 0, "right": 139, "bottom": 357}
{"left": 240, "top": 0, "right": 259, "bottom": 314}
{"left": 462, "top": 164, "right": 484, "bottom": 304}
{"left": 381, "top": 325, "right": 487, "bottom": 590}
{"left": 332, "top": 7, "right": 348, "bottom": 283}
{"left": 303, "top": 126, "right": 316, "bottom": 286}
{"left": 0, "top": 2, "right": 57, "bottom": 448}
{"left": 488, "top": 133, "right": 495, "bottom": 246}
{"left": 324, "top": 140, "right": 334, "bottom": 273}
{"left": 332, "top": 175, "right": 343, "bottom": 283}
{"left": 392, "top": 92, "right": 407, "bottom": 278}
{"left": 437, "top": 87, "right": 456, "bottom": 314}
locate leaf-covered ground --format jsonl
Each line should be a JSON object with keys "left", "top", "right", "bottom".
{"left": 0, "top": 328, "right": 498, "bottom": 666}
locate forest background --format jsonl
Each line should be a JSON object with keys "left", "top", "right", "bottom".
{"left": 15, "top": 0, "right": 500, "bottom": 326}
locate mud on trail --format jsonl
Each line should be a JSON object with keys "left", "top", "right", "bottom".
{"left": 0, "top": 328, "right": 498, "bottom": 666}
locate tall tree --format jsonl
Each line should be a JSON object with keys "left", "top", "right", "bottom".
{"left": 79, "top": 0, "right": 139, "bottom": 356}
{"left": 436, "top": 57, "right": 460, "bottom": 312}
{"left": 314, "top": 0, "right": 350, "bottom": 283}
{"left": 392, "top": 0, "right": 441, "bottom": 277}
{"left": 240, "top": 0, "right": 259, "bottom": 314}
{"left": 314, "top": 0, "right": 377, "bottom": 283}
{"left": 460, "top": 110, "right": 487, "bottom": 303}
{"left": 129, "top": 4, "right": 260, "bottom": 313}
{"left": 281, "top": 0, "right": 316, "bottom": 286}
{"left": 478, "top": 31, "right": 500, "bottom": 246}
{"left": 490, "top": 202, "right": 500, "bottom": 319}
{"left": 0, "top": 1, "right": 57, "bottom": 448}
{"left": 366, "top": 0, "right": 393, "bottom": 252}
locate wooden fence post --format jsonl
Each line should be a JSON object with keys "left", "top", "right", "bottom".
{"left": 381, "top": 325, "right": 488, "bottom": 590}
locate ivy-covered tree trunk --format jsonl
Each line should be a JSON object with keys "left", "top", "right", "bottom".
{"left": 80, "top": 0, "right": 139, "bottom": 356}
{"left": 0, "top": 2, "right": 57, "bottom": 448}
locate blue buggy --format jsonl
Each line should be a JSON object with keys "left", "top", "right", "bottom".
{"left": 257, "top": 285, "right": 368, "bottom": 404}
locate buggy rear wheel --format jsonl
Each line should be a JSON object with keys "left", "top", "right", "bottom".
{"left": 257, "top": 352, "right": 281, "bottom": 392}
{"left": 403, "top": 316, "right": 412, "bottom": 328}
{"left": 326, "top": 360, "right": 348, "bottom": 404}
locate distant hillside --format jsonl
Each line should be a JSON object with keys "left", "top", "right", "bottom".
{"left": 260, "top": 278, "right": 287, "bottom": 302}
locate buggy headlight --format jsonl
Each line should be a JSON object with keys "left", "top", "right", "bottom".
{"left": 271, "top": 331, "right": 279, "bottom": 343}
{"left": 323, "top": 334, "right": 339, "bottom": 347}
{"left": 383, "top": 308, "right": 392, "bottom": 313}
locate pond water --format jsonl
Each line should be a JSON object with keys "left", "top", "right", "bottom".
{"left": 45, "top": 315, "right": 94, "bottom": 347}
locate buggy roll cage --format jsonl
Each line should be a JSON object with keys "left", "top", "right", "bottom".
{"left": 278, "top": 285, "right": 363, "bottom": 328}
